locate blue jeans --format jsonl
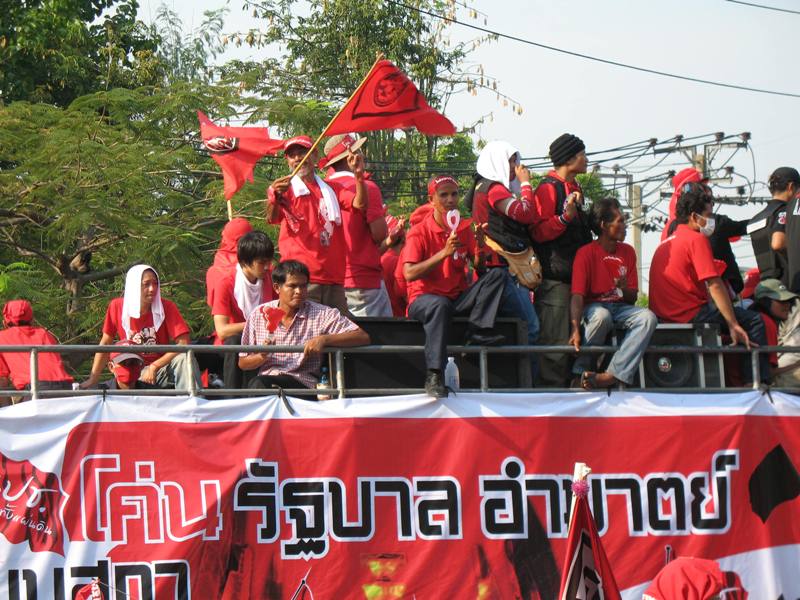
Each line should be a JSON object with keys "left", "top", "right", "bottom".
{"left": 572, "top": 302, "right": 658, "bottom": 385}
{"left": 496, "top": 272, "right": 540, "bottom": 380}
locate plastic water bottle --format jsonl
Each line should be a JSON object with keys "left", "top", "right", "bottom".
{"left": 444, "top": 356, "right": 460, "bottom": 391}
{"left": 317, "top": 366, "right": 332, "bottom": 401}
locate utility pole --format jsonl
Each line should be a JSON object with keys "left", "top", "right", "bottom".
{"left": 631, "top": 185, "right": 643, "bottom": 290}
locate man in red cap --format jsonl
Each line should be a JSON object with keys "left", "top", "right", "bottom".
{"left": 267, "top": 136, "right": 350, "bottom": 314}
{"left": 0, "top": 300, "right": 73, "bottom": 401}
{"left": 403, "top": 175, "right": 512, "bottom": 397}
{"left": 320, "top": 133, "right": 394, "bottom": 316}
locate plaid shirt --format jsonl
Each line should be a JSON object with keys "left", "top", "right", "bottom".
{"left": 240, "top": 300, "right": 358, "bottom": 388}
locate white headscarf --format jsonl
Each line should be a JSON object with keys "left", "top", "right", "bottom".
{"left": 121, "top": 264, "right": 165, "bottom": 340}
{"left": 233, "top": 263, "right": 264, "bottom": 319}
{"left": 476, "top": 140, "right": 522, "bottom": 195}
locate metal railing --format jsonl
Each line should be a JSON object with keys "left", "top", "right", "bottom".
{"left": 1, "top": 342, "right": 799, "bottom": 402}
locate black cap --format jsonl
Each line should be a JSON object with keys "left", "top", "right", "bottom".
{"left": 549, "top": 133, "right": 586, "bottom": 167}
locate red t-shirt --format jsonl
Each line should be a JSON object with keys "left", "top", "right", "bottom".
{"left": 102, "top": 297, "right": 191, "bottom": 365}
{"left": 0, "top": 326, "right": 73, "bottom": 389}
{"left": 404, "top": 212, "right": 478, "bottom": 306}
{"left": 210, "top": 271, "right": 273, "bottom": 324}
{"left": 531, "top": 171, "right": 582, "bottom": 243}
{"left": 572, "top": 241, "right": 638, "bottom": 303}
{"left": 268, "top": 178, "right": 346, "bottom": 285}
{"left": 381, "top": 250, "right": 407, "bottom": 317}
{"left": 649, "top": 225, "right": 719, "bottom": 322}
{"left": 760, "top": 312, "right": 779, "bottom": 367}
{"left": 327, "top": 172, "right": 386, "bottom": 289}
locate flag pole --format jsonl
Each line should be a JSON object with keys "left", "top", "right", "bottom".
{"left": 226, "top": 199, "right": 233, "bottom": 221}
{"left": 288, "top": 52, "right": 385, "bottom": 179}
{"left": 568, "top": 462, "right": 592, "bottom": 523}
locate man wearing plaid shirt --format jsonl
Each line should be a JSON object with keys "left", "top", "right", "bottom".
{"left": 239, "top": 260, "right": 370, "bottom": 393}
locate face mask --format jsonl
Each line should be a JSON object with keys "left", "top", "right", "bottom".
{"left": 699, "top": 214, "right": 716, "bottom": 237}
{"left": 114, "top": 363, "right": 142, "bottom": 386}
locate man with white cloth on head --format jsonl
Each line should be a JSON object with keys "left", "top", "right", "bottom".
{"left": 82, "top": 264, "right": 202, "bottom": 391}
{"left": 267, "top": 135, "right": 352, "bottom": 315}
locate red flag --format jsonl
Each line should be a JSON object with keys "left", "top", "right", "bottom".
{"left": 75, "top": 578, "right": 104, "bottom": 599}
{"left": 559, "top": 480, "right": 621, "bottom": 600}
{"left": 260, "top": 306, "right": 286, "bottom": 333}
{"left": 198, "top": 112, "right": 284, "bottom": 200}
{"left": 325, "top": 60, "right": 456, "bottom": 137}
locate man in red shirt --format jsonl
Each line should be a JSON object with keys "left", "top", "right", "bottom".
{"left": 0, "top": 300, "right": 73, "bottom": 400}
{"left": 403, "top": 176, "right": 510, "bottom": 397}
{"left": 267, "top": 136, "right": 349, "bottom": 314}
{"left": 649, "top": 187, "right": 768, "bottom": 383}
{"left": 320, "top": 133, "right": 392, "bottom": 316}
{"left": 380, "top": 214, "right": 408, "bottom": 317}
{"left": 82, "top": 265, "right": 202, "bottom": 391}
{"left": 210, "top": 231, "right": 274, "bottom": 390}
{"left": 531, "top": 133, "right": 593, "bottom": 386}
{"left": 569, "top": 198, "right": 657, "bottom": 389}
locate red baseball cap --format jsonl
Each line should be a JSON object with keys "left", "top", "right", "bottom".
{"left": 283, "top": 135, "right": 313, "bottom": 153}
{"left": 2, "top": 300, "right": 33, "bottom": 326}
{"left": 672, "top": 167, "right": 707, "bottom": 191}
{"left": 427, "top": 175, "right": 459, "bottom": 196}
{"left": 741, "top": 268, "right": 760, "bottom": 299}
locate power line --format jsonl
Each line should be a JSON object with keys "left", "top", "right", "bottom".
{"left": 725, "top": 0, "right": 800, "bottom": 15}
{"left": 385, "top": 0, "right": 800, "bottom": 99}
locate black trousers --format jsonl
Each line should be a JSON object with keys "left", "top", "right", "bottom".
{"left": 693, "top": 303, "right": 770, "bottom": 383}
{"left": 223, "top": 334, "right": 255, "bottom": 390}
{"left": 408, "top": 267, "right": 507, "bottom": 371}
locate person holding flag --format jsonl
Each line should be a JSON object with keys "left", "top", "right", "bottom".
{"left": 267, "top": 136, "right": 353, "bottom": 315}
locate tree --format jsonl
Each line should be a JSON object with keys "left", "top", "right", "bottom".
{"left": 0, "top": 0, "right": 161, "bottom": 106}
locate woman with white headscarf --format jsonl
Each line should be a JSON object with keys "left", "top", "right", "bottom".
{"left": 82, "top": 265, "right": 201, "bottom": 391}
{"left": 465, "top": 141, "right": 541, "bottom": 368}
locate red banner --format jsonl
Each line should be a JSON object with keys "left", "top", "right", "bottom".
{"left": 1, "top": 391, "right": 800, "bottom": 598}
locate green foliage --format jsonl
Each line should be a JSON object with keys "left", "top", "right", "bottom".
{"left": 0, "top": 0, "right": 161, "bottom": 106}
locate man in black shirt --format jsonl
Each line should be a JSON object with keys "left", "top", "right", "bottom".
{"left": 748, "top": 167, "right": 798, "bottom": 285}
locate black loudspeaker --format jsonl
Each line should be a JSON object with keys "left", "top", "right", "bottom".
{"left": 342, "top": 317, "right": 531, "bottom": 390}
{"left": 631, "top": 323, "right": 724, "bottom": 388}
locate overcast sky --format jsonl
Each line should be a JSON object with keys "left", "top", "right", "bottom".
{"left": 139, "top": 0, "right": 800, "bottom": 291}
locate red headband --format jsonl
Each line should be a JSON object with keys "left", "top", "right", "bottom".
{"left": 427, "top": 176, "right": 459, "bottom": 196}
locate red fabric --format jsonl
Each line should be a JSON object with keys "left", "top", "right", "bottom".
{"left": 205, "top": 218, "right": 253, "bottom": 307}
{"left": 2, "top": 300, "right": 33, "bottom": 326}
{"left": 761, "top": 312, "right": 779, "bottom": 367}
{"left": 198, "top": 112, "right": 283, "bottom": 200}
{"left": 325, "top": 60, "right": 455, "bottom": 136}
{"left": 404, "top": 212, "right": 477, "bottom": 306}
{"left": 742, "top": 268, "right": 760, "bottom": 299}
{"left": 643, "top": 557, "right": 727, "bottom": 600}
{"left": 75, "top": 578, "right": 104, "bottom": 600}
{"left": 327, "top": 172, "right": 386, "bottom": 288}
{"left": 531, "top": 171, "right": 582, "bottom": 242}
{"left": 210, "top": 271, "right": 273, "bottom": 326}
{"left": 101, "top": 297, "right": 190, "bottom": 365}
{"left": 409, "top": 202, "right": 434, "bottom": 225}
{"left": 0, "top": 326, "right": 73, "bottom": 389}
{"left": 572, "top": 241, "right": 638, "bottom": 303}
{"left": 662, "top": 168, "right": 706, "bottom": 241}
{"left": 268, "top": 179, "right": 346, "bottom": 285}
{"left": 649, "top": 225, "right": 719, "bottom": 323}
{"left": 558, "top": 489, "right": 621, "bottom": 600}
{"left": 381, "top": 250, "right": 407, "bottom": 317}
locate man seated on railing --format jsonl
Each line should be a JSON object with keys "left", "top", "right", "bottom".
{"left": 98, "top": 341, "right": 159, "bottom": 391}
{"left": 0, "top": 300, "right": 73, "bottom": 400}
{"left": 210, "top": 231, "right": 274, "bottom": 389}
{"left": 82, "top": 265, "right": 202, "bottom": 391}
{"left": 649, "top": 187, "right": 769, "bottom": 384}
{"left": 569, "top": 198, "right": 657, "bottom": 389}
{"left": 239, "top": 260, "right": 370, "bottom": 394}
{"left": 403, "top": 175, "right": 512, "bottom": 398}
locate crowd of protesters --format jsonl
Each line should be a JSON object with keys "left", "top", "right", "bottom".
{"left": 2, "top": 131, "right": 800, "bottom": 402}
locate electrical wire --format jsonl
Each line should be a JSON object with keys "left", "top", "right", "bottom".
{"left": 725, "top": 0, "right": 800, "bottom": 15}
{"left": 385, "top": 0, "right": 800, "bottom": 98}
